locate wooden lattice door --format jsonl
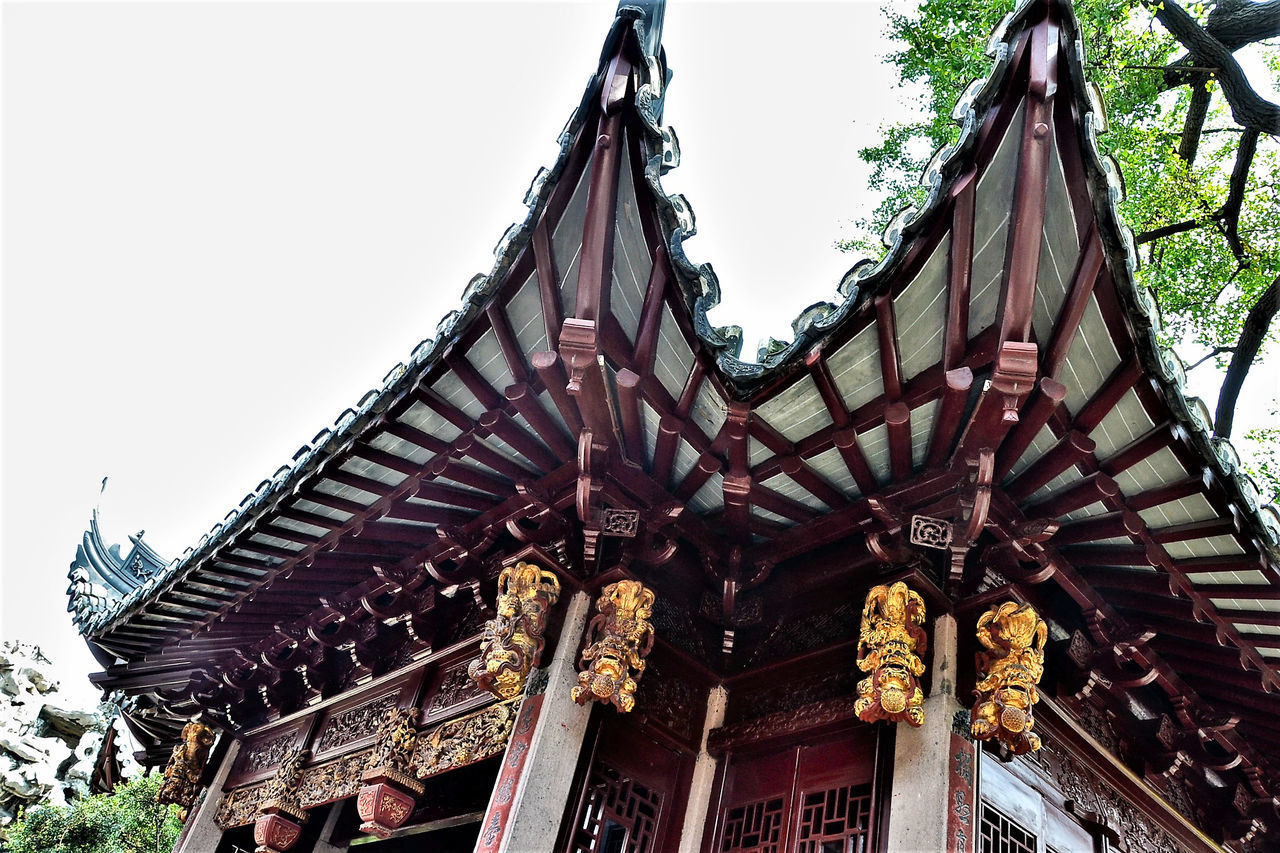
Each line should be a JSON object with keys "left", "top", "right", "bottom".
{"left": 564, "top": 716, "right": 691, "bottom": 853}
{"left": 715, "top": 728, "right": 881, "bottom": 853}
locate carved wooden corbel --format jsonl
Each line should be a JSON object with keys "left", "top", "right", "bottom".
{"left": 253, "top": 746, "right": 310, "bottom": 853}
{"left": 468, "top": 562, "right": 562, "bottom": 699}
{"left": 970, "top": 601, "right": 1047, "bottom": 754}
{"left": 156, "top": 721, "right": 215, "bottom": 822}
{"left": 357, "top": 707, "right": 423, "bottom": 839}
{"left": 855, "top": 582, "right": 928, "bottom": 727}
{"left": 573, "top": 580, "right": 656, "bottom": 712}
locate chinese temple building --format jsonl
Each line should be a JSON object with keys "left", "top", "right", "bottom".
{"left": 66, "top": 0, "right": 1280, "bottom": 850}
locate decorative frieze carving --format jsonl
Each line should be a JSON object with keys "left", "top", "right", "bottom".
{"left": 1049, "top": 746, "right": 1179, "bottom": 853}
{"left": 415, "top": 698, "right": 521, "bottom": 780}
{"left": 573, "top": 580, "right": 655, "bottom": 713}
{"left": 218, "top": 751, "right": 371, "bottom": 829}
{"left": 970, "top": 601, "right": 1046, "bottom": 754}
{"left": 260, "top": 745, "right": 310, "bottom": 822}
{"left": 855, "top": 582, "right": 927, "bottom": 727}
{"left": 315, "top": 695, "right": 398, "bottom": 753}
{"left": 296, "top": 752, "right": 366, "bottom": 808}
{"left": 254, "top": 746, "right": 311, "bottom": 853}
{"left": 909, "top": 515, "right": 953, "bottom": 549}
{"left": 599, "top": 508, "right": 641, "bottom": 537}
{"left": 708, "top": 696, "right": 859, "bottom": 754}
{"left": 469, "top": 562, "right": 561, "bottom": 700}
{"left": 242, "top": 732, "right": 297, "bottom": 776}
{"left": 358, "top": 705, "right": 425, "bottom": 838}
{"left": 156, "top": 721, "right": 215, "bottom": 821}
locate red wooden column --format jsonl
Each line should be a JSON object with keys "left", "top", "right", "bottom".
{"left": 474, "top": 591, "right": 593, "bottom": 853}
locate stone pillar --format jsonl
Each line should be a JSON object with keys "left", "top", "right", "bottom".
{"left": 311, "top": 803, "right": 344, "bottom": 853}
{"left": 174, "top": 738, "right": 240, "bottom": 853}
{"left": 886, "top": 613, "right": 976, "bottom": 853}
{"left": 677, "top": 685, "right": 728, "bottom": 853}
{"left": 474, "top": 590, "right": 593, "bottom": 853}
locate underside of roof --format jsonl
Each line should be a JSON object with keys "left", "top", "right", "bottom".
{"left": 67, "top": 0, "right": 1280, "bottom": 836}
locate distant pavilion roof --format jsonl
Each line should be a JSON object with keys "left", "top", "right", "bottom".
{"left": 68, "top": 0, "right": 1280, "bottom": 806}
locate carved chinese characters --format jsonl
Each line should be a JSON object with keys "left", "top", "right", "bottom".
{"left": 572, "top": 580, "right": 655, "bottom": 713}
{"left": 855, "top": 582, "right": 928, "bottom": 727}
{"left": 157, "top": 721, "right": 215, "bottom": 821}
{"left": 971, "top": 601, "right": 1047, "bottom": 754}
{"left": 469, "top": 562, "right": 561, "bottom": 700}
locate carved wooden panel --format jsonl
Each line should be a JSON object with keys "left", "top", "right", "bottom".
{"left": 422, "top": 653, "right": 489, "bottom": 723}
{"left": 230, "top": 720, "right": 311, "bottom": 787}
{"left": 309, "top": 670, "right": 419, "bottom": 762}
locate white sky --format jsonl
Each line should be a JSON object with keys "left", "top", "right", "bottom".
{"left": 1, "top": 1, "right": 1275, "bottom": 705}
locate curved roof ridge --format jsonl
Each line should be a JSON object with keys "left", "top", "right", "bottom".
{"left": 74, "top": 0, "right": 1277, "bottom": 641}
{"left": 636, "top": 0, "right": 1280, "bottom": 555}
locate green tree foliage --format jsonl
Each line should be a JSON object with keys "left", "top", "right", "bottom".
{"left": 3, "top": 774, "right": 182, "bottom": 853}
{"left": 847, "top": 0, "right": 1280, "bottom": 499}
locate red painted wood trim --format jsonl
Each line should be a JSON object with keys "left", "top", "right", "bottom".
{"left": 885, "top": 401, "right": 913, "bottom": 481}
{"left": 531, "top": 351, "right": 584, "bottom": 436}
{"left": 615, "top": 368, "right": 645, "bottom": 462}
{"left": 945, "top": 174, "right": 976, "bottom": 372}
{"left": 477, "top": 410, "right": 560, "bottom": 474}
{"left": 531, "top": 220, "right": 564, "bottom": 347}
{"left": 1099, "top": 423, "right": 1177, "bottom": 476}
{"left": 995, "top": 376, "right": 1067, "bottom": 477}
{"left": 996, "top": 18, "right": 1054, "bottom": 345}
{"left": 779, "top": 455, "right": 851, "bottom": 510}
{"left": 1042, "top": 224, "right": 1104, "bottom": 379}
{"left": 925, "top": 366, "right": 974, "bottom": 468}
{"left": 1072, "top": 358, "right": 1143, "bottom": 435}
{"left": 504, "top": 382, "right": 575, "bottom": 459}
{"left": 485, "top": 303, "right": 530, "bottom": 385}
{"left": 632, "top": 247, "right": 669, "bottom": 374}
{"left": 874, "top": 294, "right": 903, "bottom": 401}
{"left": 1004, "top": 429, "right": 1094, "bottom": 501}
{"left": 1022, "top": 471, "right": 1119, "bottom": 518}
{"left": 573, "top": 110, "right": 625, "bottom": 323}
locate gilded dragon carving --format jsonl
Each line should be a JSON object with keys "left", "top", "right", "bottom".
{"left": 572, "top": 580, "right": 655, "bottom": 713}
{"left": 855, "top": 582, "right": 928, "bottom": 727}
{"left": 469, "top": 562, "right": 561, "bottom": 700}
{"left": 157, "top": 721, "right": 215, "bottom": 821}
{"left": 363, "top": 706, "right": 422, "bottom": 793}
{"left": 971, "top": 601, "right": 1047, "bottom": 754}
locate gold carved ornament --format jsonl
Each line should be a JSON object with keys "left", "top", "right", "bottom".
{"left": 260, "top": 745, "right": 311, "bottom": 823}
{"left": 362, "top": 706, "right": 423, "bottom": 794}
{"left": 970, "top": 601, "right": 1047, "bottom": 754}
{"left": 156, "top": 721, "right": 216, "bottom": 822}
{"left": 415, "top": 698, "right": 521, "bottom": 780}
{"left": 854, "top": 582, "right": 928, "bottom": 727}
{"left": 469, "top": 562, "right": 562, "bottom": 700}
{"left": 572, "top": 580, "right": 655, "bottom": 713}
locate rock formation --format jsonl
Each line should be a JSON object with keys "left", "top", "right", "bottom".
{"left": 0, "top": 642, "right": 133, "bottom": 841}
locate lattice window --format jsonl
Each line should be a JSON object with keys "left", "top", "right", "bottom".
{"left": 721, "top": 796, "right": 785, "bottom": 853}
{"left": 570, "top": 765, "right": 663, "bottom": 853}
{"left": 980, "top": 803, "right": 1038, "bottom": 853}
{"left": 795, "top": 783, "right": 873, "bottom": 853}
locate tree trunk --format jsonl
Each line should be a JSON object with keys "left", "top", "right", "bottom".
{"left": 1215, "top": 274, "right": 1280, "bottom": 439}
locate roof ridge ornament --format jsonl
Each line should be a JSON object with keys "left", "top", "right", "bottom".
{"left": 617, "top": 0, "right": 664, "bottom": 61}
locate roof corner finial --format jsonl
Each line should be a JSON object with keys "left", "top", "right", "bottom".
{"left": 619, "top": 0, "right": 665, "bottom": 60}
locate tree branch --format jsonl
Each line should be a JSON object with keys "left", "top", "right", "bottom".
{"left": 1161, "top": 0, "right": 1280, "bottom": 89}
{"left": 1146, "top": 0, "right": 1280, "bottom": 134}
{"left": 1178, "top": 81, "right": 1214, "bottom": 163}
{"left": 1187, "top": 345, "right": 1237, "bottom": 370}
{"left": 1215, "top": 274, "right": 1280, "bottom": 439}
{"left": 1219, "top": 127, "right": 1260, "bottom": 258}
{"left": 1135, "top": 216, "right": 1215, "bottom": 243}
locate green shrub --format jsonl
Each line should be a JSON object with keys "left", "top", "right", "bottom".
{"left": 4, "top": 774, "right": 183, "bottom": 853}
